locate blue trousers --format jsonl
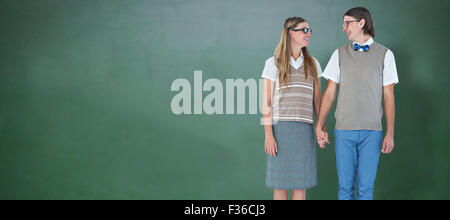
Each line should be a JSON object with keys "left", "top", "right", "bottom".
{"left": 334, "top": 129, "right": 382, "bottom": 200}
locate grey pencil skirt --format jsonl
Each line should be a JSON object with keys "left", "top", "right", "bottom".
{"left": 266, "top": 121, "right": 317, "bottom": 190}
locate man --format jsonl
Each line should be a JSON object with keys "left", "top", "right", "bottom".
{"left": 316, "top": 7, "right": 399, "bottom": 200}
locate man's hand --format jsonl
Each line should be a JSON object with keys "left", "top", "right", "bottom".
{"left": 382, "top": 135, "right": 394, "bottom": 154}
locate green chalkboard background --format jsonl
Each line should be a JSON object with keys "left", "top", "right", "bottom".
{"left": 1, "top": 0, "right": 449, "bottom": 199}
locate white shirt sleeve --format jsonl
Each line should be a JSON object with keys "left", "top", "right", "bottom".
{"left": 383, "top": 49, "right": 399, "bottom": 86}
{"left": 313, "top": 57, "right": 323, "bottom": 78}
{"left": 261, "top": 57, "right": 277, "bottom": 81}
{"left": 322, "top": 49, "right": 340, "bottom": 83}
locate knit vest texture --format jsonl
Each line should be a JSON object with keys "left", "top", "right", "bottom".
{"left": 335, "top": 42, "right": 388, "bottom": 130}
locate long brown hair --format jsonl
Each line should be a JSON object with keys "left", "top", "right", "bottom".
{"left": 274, "top": 17, "right": 318, "bottom": 89}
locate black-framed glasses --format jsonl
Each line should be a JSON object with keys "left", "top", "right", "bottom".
{"left": 343, "top": 19, "right": 361, "bottom": 27}
{"left": 289, "top": 27, "right": 312, "bottom": 34}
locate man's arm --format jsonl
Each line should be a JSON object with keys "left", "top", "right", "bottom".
{"left": 382, "top": 84, "right": 395, "bottom": 154}
{"left": 315, "top": 80, "right": 338, "bottom": 148}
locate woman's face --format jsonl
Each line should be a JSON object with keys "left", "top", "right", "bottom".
{"left": 289, "top": 22, "right": 311, "bottom": 48}
{"left": 342, "top": 15, "right": 363, "bottom": 41}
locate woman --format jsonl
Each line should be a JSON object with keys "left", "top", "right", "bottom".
{"left": 262, "top": 17, "right": 327, "bottom": 200}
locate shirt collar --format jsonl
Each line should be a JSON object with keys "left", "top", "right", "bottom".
{"left": 353, "top": 37, "right": 374, "bottom": 46}
{"left": 290, "top": 53, "right": 303, "bottom": 69}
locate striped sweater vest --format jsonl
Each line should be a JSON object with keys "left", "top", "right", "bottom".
{"left": 272, "top": 65, "right": 314, "bottom": 124}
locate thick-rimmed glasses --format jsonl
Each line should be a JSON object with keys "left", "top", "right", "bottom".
{"left": 289, "top": 27, "right": 312, "bottom": 34}
{"left": 343, "top": 19, "right": 361, "bottom": 27}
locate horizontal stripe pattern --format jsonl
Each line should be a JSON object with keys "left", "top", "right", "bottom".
{"left": 273, "top": 65, "right": 314, "bottom": 124}
{"left": 272, "top": 116, "right": 313, "bottom": 123}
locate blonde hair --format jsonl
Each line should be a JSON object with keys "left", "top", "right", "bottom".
{"left": 274, "top": 17, "right": 318, "bottom": 88}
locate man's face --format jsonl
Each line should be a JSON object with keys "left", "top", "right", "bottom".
{"left": 342, "top": 15, "right": 363, "bottom": 41}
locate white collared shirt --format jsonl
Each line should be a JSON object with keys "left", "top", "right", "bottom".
{"left": 322, "top": 37, "right": 399, "bottom": 86}
{"left": 261, "top": 53, "right": 323, "bottom": 81}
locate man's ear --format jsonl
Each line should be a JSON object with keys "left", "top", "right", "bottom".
{"left": 360, "top": 19, "right": 366, "bottom": 28}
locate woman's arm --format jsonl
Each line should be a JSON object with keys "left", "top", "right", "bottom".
{"left": 313, "top": 78, "right": 326, "bottom": 131}
{"left": 263, "top": 79, "right": 277, "bottom": 157}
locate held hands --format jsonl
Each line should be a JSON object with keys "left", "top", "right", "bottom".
{"left": 265, "top": 125, "right": 331, "bottom": 156}
{"left": 315, "top": 127, "right": 330, "bottom": 149}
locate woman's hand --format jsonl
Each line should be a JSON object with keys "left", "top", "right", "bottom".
{"left": 265, "top": 135, "right": 278, "bottom": 157}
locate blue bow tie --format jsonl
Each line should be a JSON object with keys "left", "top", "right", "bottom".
{"left": 354, "top": 43, "right": 370, "bottom": 52}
